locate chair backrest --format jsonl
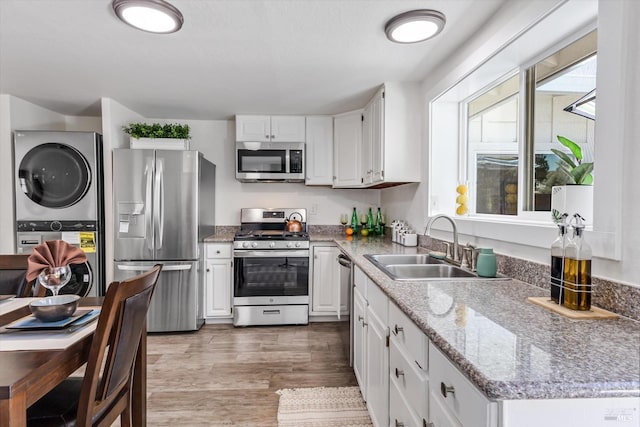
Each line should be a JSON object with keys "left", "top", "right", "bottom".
{"left": 0, "top": 254, "right": 33, "bottom": 297}
{"left": 76, "top": 264, "right": 162, "bottom": 427}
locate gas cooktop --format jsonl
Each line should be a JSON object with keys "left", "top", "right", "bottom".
{"left": 234, "top": 230, "right": 309, "bottom": 241}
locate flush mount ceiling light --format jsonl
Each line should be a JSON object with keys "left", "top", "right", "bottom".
{"left": 385, "top": 9, "right": 446, "bottom": 44}
{"left": 112, "top": 0, "right": 184, "bottom": 34}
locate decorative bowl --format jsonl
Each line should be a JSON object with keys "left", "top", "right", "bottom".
{"left": 29, "top": 295, "right": 80, "bottom": 322}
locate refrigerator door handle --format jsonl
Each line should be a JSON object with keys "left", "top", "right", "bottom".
{"left": 154, "top": 158, "right": 164, "bottom": 250}
{"left": 117, "top": 264, "right": 192, "bottom": 272}
{"left": 145, "top": 158, "right": 154, "bottom": 251}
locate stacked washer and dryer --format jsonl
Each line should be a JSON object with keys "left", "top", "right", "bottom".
{"left": 13, "top": 131, "right": 105, "bottom": 297}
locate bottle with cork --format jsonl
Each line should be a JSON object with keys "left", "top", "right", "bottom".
{"left": 562, "top": 213, "right": 592, "bottom": 311}
{"left": 550, "top": 212, "right": 569, "bottom": 304}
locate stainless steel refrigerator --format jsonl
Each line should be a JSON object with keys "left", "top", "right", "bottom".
{"left": 112, "top": 149, "right": 215, "bottom": 332}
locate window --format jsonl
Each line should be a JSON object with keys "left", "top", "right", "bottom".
{"left": 463, "top": 31, "right": 596, "bottom": 218}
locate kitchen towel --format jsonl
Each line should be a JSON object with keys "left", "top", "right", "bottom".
{"left": 26, "top": 240, "right": 87, "bottom": 282}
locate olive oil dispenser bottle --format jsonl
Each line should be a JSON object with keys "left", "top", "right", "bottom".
{"left": 550, "top": 213, "right": 569, "bottom": 304}
{"left": 563, "top": 214, "right": 592, "bottom": 311}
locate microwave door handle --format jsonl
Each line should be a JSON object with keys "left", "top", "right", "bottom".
{"left": 155, "top": 158, "right": 164, "bottom": 249}
{"left": 285, "top": 149, "right": 290, "bottom": 173}
{"left": 145, "top": 158, "right": 154, "bottom": 251}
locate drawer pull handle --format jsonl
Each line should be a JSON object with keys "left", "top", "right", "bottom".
{"left": 395, "top": 368, "right": 404, "bottom": 378}
{"left": 440, "top": 382, "right": 455, "bottom": 398}
{"left": 358, "top": 315, "right": 364, "bottom": 322}
{"left": 263, "top": 310, "right": 281, "bottom": 315}
{"left": 393, "top": 324, "right": 404, "bottom": 335}
{"left": 395, "top": 420, "right": 404, "bottom": 427}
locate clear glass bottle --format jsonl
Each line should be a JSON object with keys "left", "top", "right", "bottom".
{"left": 563, "top": 214, "right": 592, "bottom": 311}
{"left": 550, "top": 213, "right": 569, "bottom": 304}
{"left": 350, "top": 207, "right": 359, "bottom": 232}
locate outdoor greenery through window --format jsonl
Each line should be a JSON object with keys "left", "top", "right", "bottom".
{"left": 465, "top": 31, "right": 596, "bottom": 217}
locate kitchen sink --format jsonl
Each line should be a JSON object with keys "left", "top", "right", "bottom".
{"left": 364, "top": 253, "right": 507, "bottom": 281}
{"left": 384, "top": 264, "right": 476, "bottom": 280}
{"left": 364, "top": 254, "right": 445, "bottom": 265}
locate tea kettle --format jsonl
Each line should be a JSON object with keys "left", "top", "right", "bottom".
{"left": 285, "top": 212, "right": 304, "bottom": 233}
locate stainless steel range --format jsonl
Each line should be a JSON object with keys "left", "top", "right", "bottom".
{"left": 233, "top": 208, "right": 309, "bottom": 326}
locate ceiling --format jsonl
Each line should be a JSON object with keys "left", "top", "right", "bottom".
{"left": 0, "top": 0, "right": 506, "bottom": 120}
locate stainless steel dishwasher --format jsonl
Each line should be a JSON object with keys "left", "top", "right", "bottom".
{"left": 337, "top": 253, "right": 353, "bottom": 366}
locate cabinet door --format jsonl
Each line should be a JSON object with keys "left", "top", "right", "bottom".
{"left": 235, "top": 115, "right": 271, "bottom": 142}
{"left": 370, "top": 88, "right": 384, "bottom": 183}
{"left": 366, "top": 307, "right": 389, "bottom": 427}
{"left": 204, "top": 259, "right": 232, "bottom": 318}
{"left": 361, "top": 100, "right": 373, "bottom": 185}
{"left": 305, "top": 116, "right": 334, "bottom": 185}
{"left": 270, "top": 116, "right": 306, "bottom": 142}
{"left": 353, "top": 286, "right": 367, "bottom": 400}
{"left": 311, "top": 246, "right": 341, "bottom": 314}
{"left": 333, "top": 111, "right": 363, "bottom": 187}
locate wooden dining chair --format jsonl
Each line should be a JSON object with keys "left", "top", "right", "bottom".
{"left": 0, "top": 254, "right": 34, "bottom": 297}
{"left": 26, "top": 264, "right": 162, "bottom": 427}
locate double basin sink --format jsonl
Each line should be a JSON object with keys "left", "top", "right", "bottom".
{"left": 364, "top": 253, "right": 505, "bottom": 281}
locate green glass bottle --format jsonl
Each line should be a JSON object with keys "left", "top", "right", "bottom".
{"left": 375, "top": 207, "right": 383, "bottom": 235}
{"left": 367, "top": 208, "right": 374, "bottom": 231}
{"left": 350, "top": 207, "right": 359, "bottom": 232}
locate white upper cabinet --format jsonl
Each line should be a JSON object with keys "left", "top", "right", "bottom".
{"left": 305, "top": 116, "right": 334, "bottom": 186}
{"left": 333, "top": 110, "right": 363, "bottom": 188}
{"left": 236, "top": 115, "right": 306, "bottom": 142}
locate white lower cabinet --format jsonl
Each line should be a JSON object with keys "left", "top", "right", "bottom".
{"left": 204, "top": 243, "right": 233, "bottom": 319}
{"left": 352, "top": 266, "right": 389, "bottom": 427}
{"left": 428, "top": 342, "right": 497, "bottom": 427}
{"left": 310, "top": 244, "right": 348, "bottom": 317}
{"left": 353, "top": 286, "right": 367, "bottom": 399}
{"left": 390, "top": 376, "right": 422, "bottom": 427}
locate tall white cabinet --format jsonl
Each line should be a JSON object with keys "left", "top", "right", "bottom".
{"left": 333, "top": 110, "right": 363, "bottom": 187}
{"left": 305, "top": 116, "right": 334, "bottom": 186}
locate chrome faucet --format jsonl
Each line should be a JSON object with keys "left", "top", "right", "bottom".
{"left": 424, "top": 214, "right": 459, "bottom": 263}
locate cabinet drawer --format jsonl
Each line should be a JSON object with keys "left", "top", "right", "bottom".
{"left": 389, "top": 302, "right": 427, "bottom": 369}
{"left": 429, "top": 342, "right": 496, "bottom": 427}
{"left": 390, "top": 376, "right": 422, "bottom": 427}
{"left": 429, "top": 387, "right": 463, "bottom": 427}
{"left": 207, "top": 244, "right": 231, "bottom": 259}
{"left": 390, "top": 338, "right": 428, "bottom": 422}
{"left": 366, "top": 279, "right": 388, "bottom": 324}
{"left": 354, "top": 265, "right": 367, "bottom": 297}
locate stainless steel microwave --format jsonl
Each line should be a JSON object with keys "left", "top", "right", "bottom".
{"left": 236, "top": 141, "right": 305, "bottom": 182}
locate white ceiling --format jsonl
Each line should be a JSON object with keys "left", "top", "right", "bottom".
{"left": 0, "top": 0, "right": 506, "bottom": 120}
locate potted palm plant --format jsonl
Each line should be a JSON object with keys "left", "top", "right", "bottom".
{"left": 122, "top": 123, "right": 191, "bottom": 150}
{"left": 551, "top": 135, "right": 593, "bottom": 223}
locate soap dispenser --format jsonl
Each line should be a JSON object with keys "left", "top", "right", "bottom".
{"left": 562, "top": 214, "right": 592, "bottom": 311}
{"left": 550, "top": 213, "right": 569, "bottom": 304}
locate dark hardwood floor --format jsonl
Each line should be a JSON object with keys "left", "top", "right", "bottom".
{"left": 142, "top": 321, "right": 357, "bottom": 426}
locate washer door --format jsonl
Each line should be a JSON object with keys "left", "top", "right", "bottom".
{"left": 18, "top": 143, "right": 91, "bottom": 208}
{"left": 51, "top": 261, "right": 92, "bottom": 297}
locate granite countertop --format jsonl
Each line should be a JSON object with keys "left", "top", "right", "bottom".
{"left": 202, "top": 232, "right": 640, "bottom": 401}
{"left": 331, "top": 235, "right": 640, "bottom": 401}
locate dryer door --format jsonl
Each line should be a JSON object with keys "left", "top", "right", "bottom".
{"left": 18, "top": 143, "right": 91, "bottom": 208}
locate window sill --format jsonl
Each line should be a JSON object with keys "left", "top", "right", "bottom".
{"left": 429, "top": 215, "right": 620, "bottom": 261}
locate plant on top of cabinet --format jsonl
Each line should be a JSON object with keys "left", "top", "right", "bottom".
{"left": 123, "top": 122, "right": 191, "bottom": 139}
{"left": 122, "top": 122, "right": 191, "bottom": 150}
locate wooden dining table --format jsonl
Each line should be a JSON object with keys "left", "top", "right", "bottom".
{"left": 0, "top": 297, "right": 147, "bottom": 427}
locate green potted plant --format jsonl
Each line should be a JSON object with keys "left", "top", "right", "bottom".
{"left": 122, "top": 122, "right": 191, "bottom": 150}
{"left": 550, "top": 135, "right": 594, "bottom": 223}
{"left": 551, "top": 135, "right": 593, "bottom": 185}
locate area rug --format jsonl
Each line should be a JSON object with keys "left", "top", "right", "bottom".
{"left": 276, "top": 386, "right": 373, "bottom": 427}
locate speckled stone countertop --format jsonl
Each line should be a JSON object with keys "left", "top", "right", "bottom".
{"left": 331, "top": 235, "right": 640, "bottom": 401}
{"left": 202, "top": 232, "right": 640, "bottom": 401}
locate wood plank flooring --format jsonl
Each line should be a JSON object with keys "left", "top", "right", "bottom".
{"left": 143, "top": 321, "right": 357, "bottom": 426}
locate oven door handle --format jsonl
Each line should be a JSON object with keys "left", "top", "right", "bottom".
{"left": 234, "top": 250, "right": 309, "bottom": 258}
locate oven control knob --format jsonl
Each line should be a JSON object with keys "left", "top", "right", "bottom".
{"left": 243, "top": 242, "right": 250, "bottom": 248}
{"left": 269, "top": 242, "right": 275, "bottom": 248}
{"left": 287, "top": 242, "right": 294, "bottom": 248}
{"left": 295, "top": 242, "right": 301, "bottom": 248}
{"left": 252, "top": 242, "right": 258, "bottom": 248}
